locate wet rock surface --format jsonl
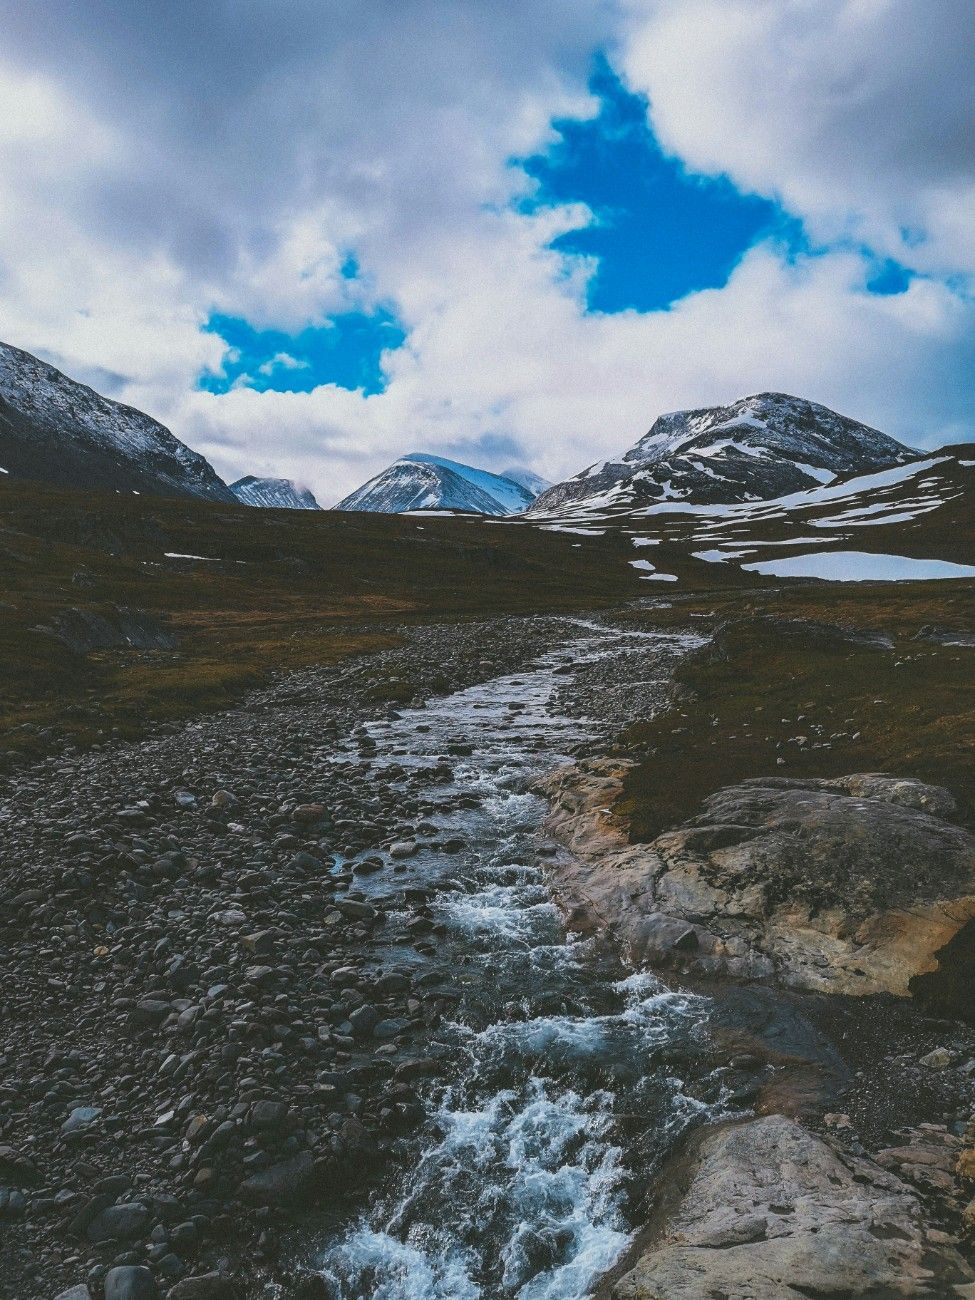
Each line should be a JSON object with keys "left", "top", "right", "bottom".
{"left": 542, "top": 767, "right": 975, "bottom": 999}
{"left": 604, "top": 1115, "right": 973, "bottom": 1298}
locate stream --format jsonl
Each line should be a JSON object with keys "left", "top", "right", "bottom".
{"left": 315, "top": 622, "right": 724, "bottom": 1299}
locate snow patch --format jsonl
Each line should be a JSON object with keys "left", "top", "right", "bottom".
{"left": 742, "top": 550, "right": 975, "bottom": 582}
{"left": 692, "top": 549, "right": 752, "bottom": 563}
{"left": 538, "top": 525, "right": 606, "bottom": 536}
{"left": 793, "top": 462, "right": 836, "bottom": 484}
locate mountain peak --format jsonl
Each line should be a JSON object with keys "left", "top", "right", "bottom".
{"left": 336, "top": 454, "right": 540, "bottom": 515}
{"left": 230, "top": 475, "right": 321, "bottom": 510}
{"left": 531, "top": 394, "right": 915, "bottom": 516}
{"left": 0, "top": 339, "right": 233, "bottom": 502}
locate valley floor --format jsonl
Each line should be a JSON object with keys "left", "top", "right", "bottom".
{"left": 1, "top": 598, "right": 973, "bottom": 1299}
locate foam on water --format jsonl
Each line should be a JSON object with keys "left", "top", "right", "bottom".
{"left": 316, "top": 623, "right": 713, "bottom": 1298}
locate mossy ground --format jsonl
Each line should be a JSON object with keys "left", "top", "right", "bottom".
{"left": 0, "top": 481, "right": 700, "bottom": 756}
{"left": 615, "top": 583, "right": 975, "bottom": 838}
{"left": 3, "top": 479, "right": 972, "bottom": 811}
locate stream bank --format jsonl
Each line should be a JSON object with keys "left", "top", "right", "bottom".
{"left": 3, "top": 608, "right": 972, "bottom": 1300}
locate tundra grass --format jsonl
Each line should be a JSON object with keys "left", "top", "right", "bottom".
{"left": 615, "top": 582, "right": 975, "bottom": 838}
{"left": 0, "top": 481, "right": 682, "bottom": 757}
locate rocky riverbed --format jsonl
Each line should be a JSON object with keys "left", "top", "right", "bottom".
{"left": 2, "top": 610, "right": 974, "bottom": 1300}
{"left": 0, "top": 613, "right": 702, "bottom": 1300}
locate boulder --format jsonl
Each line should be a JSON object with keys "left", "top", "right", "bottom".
{"left": 608, "top": 1116, "right": 972, "bottom": 1298}
{"left": 542, "top": 767, "right": 975, "bottom": 1004}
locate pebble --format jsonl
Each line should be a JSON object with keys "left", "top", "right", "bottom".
{"left": 920, "top": 1047, "right": 954, "bottom": 1069}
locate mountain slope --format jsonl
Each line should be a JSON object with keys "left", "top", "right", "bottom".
{"left": 0, "top": 340, "right": 233, "bottom": 502}
{"left": 530, "top": 393, "right": 914, "bottom": 517}
{"left": 501, "top": 466, "right": 552, "bottom": 497}
{"left": 336, "top": 453, "right": 537, "bottom": 515}
{"left": 230, "top": 475, "right": 321, "bottom": 510}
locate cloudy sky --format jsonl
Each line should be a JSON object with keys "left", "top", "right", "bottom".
{"left": 0, "top": 1, "right": 972, "bottom": 503}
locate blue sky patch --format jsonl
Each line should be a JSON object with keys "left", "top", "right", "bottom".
{"left": 200, "top": 308, "right": 406, "bottom": 396}
{"left": 865, "top": 258, "right": 914, "bottom": 295}
{"left": 519, "top": 57, "right": 793, "bottom": 313}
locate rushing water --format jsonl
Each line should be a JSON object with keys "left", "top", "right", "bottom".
{"left": 316, "top": 624, "right": 721, "bottom": 1299}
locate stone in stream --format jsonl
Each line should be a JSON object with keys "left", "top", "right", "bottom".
{"left": 389, "top": 840, "right": 418, "bottom": 859}
{"left": 608, "top": 1116, "right": 972, "bottom": 1298}
{"left": 167, "top": 1272, "right": 238, "bottom": 1299}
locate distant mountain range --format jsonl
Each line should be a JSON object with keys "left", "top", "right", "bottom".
{"left": 5, "top": 338, "right": 965, "bottom": 567}
{"left": 230, "top": 476, "right": 321, "bottom": 510}
{"left": 529, "top": 393, "right": 914, "bottom": 517}
{"left": 0, "top": 340, "right": 235, "bottom": 502}
{"left": 335, "top": 453, "right": 541, "bottom": 515}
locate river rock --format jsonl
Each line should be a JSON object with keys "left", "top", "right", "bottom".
{"left": 104, "top": 1266, "right": 157, "bottom": 1300}
{"left": 167, "top": 1273, "right": 237, "bottom": 1300}
{"left": 608, "top": 1116, "right": 973, "bottom": 1298}
{"left": 542, "top": 766, "right": 975, "bottom": 1003}
{"left": 62, "top": 1106, "right": 102, "bottom": 1134}
{"left": 236, "top": 1151, "right": 315, "bottom": 1206}
{"left": 86, "top": 1201, "right": 150, "bottom": 1242}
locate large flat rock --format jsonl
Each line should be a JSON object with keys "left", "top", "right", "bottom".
{"left": 608, "top": 1115, "right": 972, "bottom": 1299}
{"left": 542, "top": 767, "right": 975, "bottom": 1002}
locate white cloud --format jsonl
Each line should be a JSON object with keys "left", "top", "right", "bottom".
{"left": 620, "top": 0, "right": 975, "bottom": 280}
{"left": 257, "top": 353, "right": 309, "bottom": 377}
{"left": 174, "top": 234, "right": 974, "bottom": 503}
{"left": 0, "top": 1, "right": 971, "bottom": 505}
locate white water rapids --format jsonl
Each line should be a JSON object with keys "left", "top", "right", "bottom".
{"left": 315, "top": 623, "right": 722, "bottom": 1299}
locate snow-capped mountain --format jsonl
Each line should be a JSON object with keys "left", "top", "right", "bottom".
{"left": 0, "top": 340, "right": 233, "bottom": 501}
{"left": 501, "top": 466, "right": 553, "bottom": 497}
{"left": 530, "top": 393, "right": 914, "bottom": 517}
{"left": 526, "top": 440, "right": 974, "bottom": 586}
{"left": 336, "top": 453, "right": 538, "bottom": 515}
{"left": 230, "top": 475, "right": 321, "bottom": 510}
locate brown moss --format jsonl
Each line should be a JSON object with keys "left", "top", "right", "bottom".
{"left": 617, "top": 583, "right": 975, "bottom": 839}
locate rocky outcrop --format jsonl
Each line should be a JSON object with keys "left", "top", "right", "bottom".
{"left": 539, "top": 766, "right": 975, "bottom": 1005}
{"left": 604, "top": 1115, "right": 972, "bottom": 1299}
{"left": 0, "top": 338, "right": 233, "bottom": 501}
{"left": 34, "top": 607, "right": 178, "bottom": 654}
